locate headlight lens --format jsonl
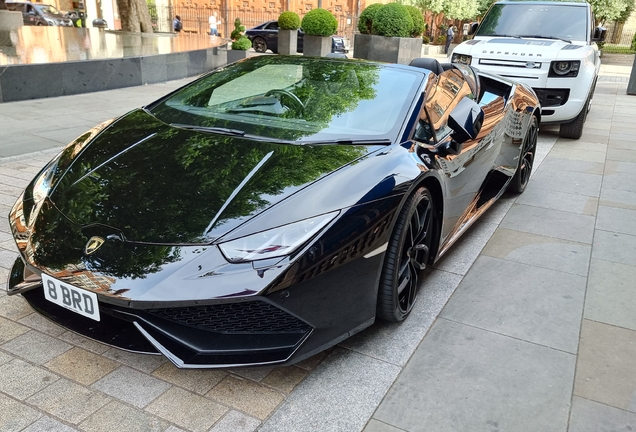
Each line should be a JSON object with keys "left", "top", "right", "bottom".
{"left": 549, "top": 60, "right": 580, "bottom": 77}
{"left": 451, "top": 53, "right": 472, "bottom": 65}
{"left": 218, "top": 211, "right": 339, "bottom": 263}
{"left": 46, "top": 19, "right": 55, "bottom": 25}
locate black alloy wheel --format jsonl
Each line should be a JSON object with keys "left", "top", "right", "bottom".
{"left": 377, "top": 186, "right": 437, "bottom": 322}
{"left": 252, "top": 37, "right": 267, "bottom": 53}
{"left": 509, "top": 116, "right": 538, "bottom": 194}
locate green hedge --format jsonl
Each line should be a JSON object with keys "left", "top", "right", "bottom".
{"left": 278, "top": 11, "right": 301, "bottom": 30}
{"left": 372, "top": 3, "right": 413, "bottom": 38}
{"left": 301, "top": 8, "right": 338, "bottom": 36}
{"left": 232, "top": 36, "right": 252, "bottom": 50}
{"left": 405, "top": 5, "right": 424, "bottom": 38}
{"left": 357, "top": 3, "right": 383, "bottom": 35}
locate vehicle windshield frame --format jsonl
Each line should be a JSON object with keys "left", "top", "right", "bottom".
{"left": 148, "top": 56, "right": 425, "bottom": 144}
{"left": 476, "top": 3, "right": 589, "bottom": 42}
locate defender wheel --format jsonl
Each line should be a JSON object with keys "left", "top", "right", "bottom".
{"left": 509, "top": 116, "right": 538, "bottom": 194}
{"left": 559, "top": 94, "right": 591, "bottom": 139}
{"left": 252, "top": 37, "right": 267, "bottom": 53}
{"left": 377, "top": 187, "right": 437, "bottom": 322}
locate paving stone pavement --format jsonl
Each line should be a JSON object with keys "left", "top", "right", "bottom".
{"left": 0, "top": 57, "right": 635, "bottom": 431}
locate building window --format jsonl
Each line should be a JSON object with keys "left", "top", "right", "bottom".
{"left": 335, "top": 4, "right": 342, "bottom": 11}
{"left": 305, "top": 4, "right": 312, "bottom": 10}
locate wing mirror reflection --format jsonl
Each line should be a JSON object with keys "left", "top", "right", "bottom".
{"left": 448, "top": 96, "right": 484, "bottom": 144}
{"left": 469, "top": 22, "right": 478, "bottom": 36}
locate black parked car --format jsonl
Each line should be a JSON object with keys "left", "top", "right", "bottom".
{"left": 245, "top": 20, "right": 347, "bottom": 54}
{"left": 5, "top": 1, "right": 74, "bottom": 26}
{"left": 7, "top": 55, "right": 540, "bottom": 369}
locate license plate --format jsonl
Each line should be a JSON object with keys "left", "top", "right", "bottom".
{"left": 42, "top": 273, "right": 100, "bottom": 321}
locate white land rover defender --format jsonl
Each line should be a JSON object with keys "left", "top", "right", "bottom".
{"left": 451, "top": 0, "right": 606, "bottom": 139}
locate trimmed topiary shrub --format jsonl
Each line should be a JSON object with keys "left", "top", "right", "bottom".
{"left": 405, "top": 5, "right": 424, "bottom": 38}
{"left": 230, "top": 18, "right": 252, "bottom": 50}
{"left": 357, "top": 3, "right": 383, "bottom": 35}
{"left": 301, "top": 8, "right": 338, "bottom": 36}
{"left": 372, "top": 3, "right": 413, "bottom": 38}
{"left": 230, "top": 17, "right": 245, "bottom": 41}
{"left": 278, "top": 11, "right": 301, "bottom": 30}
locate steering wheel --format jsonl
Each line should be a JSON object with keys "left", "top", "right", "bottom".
{"left": 264, "top": 89, "right": 305, "bottom": 113}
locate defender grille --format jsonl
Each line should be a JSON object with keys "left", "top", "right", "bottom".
{"left": 147, "top": 301, "right": 311, "bottom": 334}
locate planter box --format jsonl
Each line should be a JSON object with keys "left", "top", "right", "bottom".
{"left": 353, "top": 33, "right": 371, "bottom": 60}
{"left": 303, "top": 35, "right": 332, "bottom": 57}
{"left": 278, "top": 29, "right": 298, "bottom": 55}
{"left": 227, "top": 49, "right": 249, "bottom": 63}
{"left": 354, "top": 34, "right": 422, "bottom": 65}
{"left": 0, "top": 10, "right": 22, "bottom": 31}
{"left": 421, "top": 44, "right": 446, "bottom": 56}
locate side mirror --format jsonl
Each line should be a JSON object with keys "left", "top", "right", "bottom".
{"left": 468, "top": 22, "right": 478, "bottom": 36}
{"left": 448, "top": 96, "right": 484, "bottom": 144}
{"left": 593, "top": 26, "right": 606, "bottom": 42}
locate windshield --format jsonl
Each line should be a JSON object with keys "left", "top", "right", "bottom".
{"left": 36, "top": 4, "right": 63, "bottom": 15}
{"left": 149, "top": 56, "right": 422, "bottom": 143}
{"left": 476, "top": 4, "right": 588, "bottom": 42}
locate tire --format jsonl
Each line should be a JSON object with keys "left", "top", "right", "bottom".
{"left": 508, "top": 115, "right": 538, "bottom": 194}
{"left": 377, "top": 186, "right": 437, "bottom": 322}
{"left": 252, "top": 37, "right": 267, "bottom": 53}
{"left": 559, "top": 94, "right": 591, "bottom": 139}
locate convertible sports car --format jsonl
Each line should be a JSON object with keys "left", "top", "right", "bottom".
{"left": 7, "top": 55, "right": 540, "bottom": 368}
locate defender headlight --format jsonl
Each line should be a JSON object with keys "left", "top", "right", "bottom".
{"left": 218, "top": 211, "right": 339, "bottom": 263}
{"left": 549, "top": 61, "right": 580, "bottom": 77}
{"left": 451, "top": 53, "right": 472, "bottom": 65}
{"left": 45, "top": 19, "right": 55, "bottom": 25}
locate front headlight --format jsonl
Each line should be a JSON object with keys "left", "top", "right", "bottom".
{"left": 218, "top": 211, "right": 339, "bottom": 263}
{"left": 46, "top": 19, "right": 55, "bottom": 25}
{"left": 451, "top": 53, "right": 472, "bottom": 66}
{"left": 549, "top": 60, "right": 580, "bottom": 77}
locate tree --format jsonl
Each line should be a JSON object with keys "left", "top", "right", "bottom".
{"left": 443, "top": 0, "right": 479, "bottom": 20}
{"left": 116, "top": 0, "right": 154, "bottom": 33}
{"left": 589, "top": 0, "right": 630, "bottom": 25}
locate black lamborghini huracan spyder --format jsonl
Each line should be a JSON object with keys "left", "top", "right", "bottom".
{"left": 7, "top": 55, "right": 540, "bottom": 368}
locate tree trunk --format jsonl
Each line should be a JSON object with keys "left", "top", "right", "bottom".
{"left": 611, "top": 21, "right": 625, "bottom": 44}
{"left": 116, "top": 0, "right": 153, "bottom": 33}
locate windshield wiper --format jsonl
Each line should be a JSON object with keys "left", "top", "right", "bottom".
{"left": 170, "top": 124, "right": 246, "bottom": 137}
{"left": 517, "top": 35, "right": 572, "bottom": 44}
{"left": 482, "top": 34, "right": 521, "bottom": 38}
{"left": 301, "top": 138, "right": 392, "bottom": 146}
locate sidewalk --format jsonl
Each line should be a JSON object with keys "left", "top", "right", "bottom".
{"left": 0, "top": 56, "right": 634, "bottom": 432}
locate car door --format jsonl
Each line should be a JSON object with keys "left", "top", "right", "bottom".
{"left": 415, "top": 68, "right": 503, "bottom": 247}
{"left": 262, "top": 21, "right": 280, "bottom": 52}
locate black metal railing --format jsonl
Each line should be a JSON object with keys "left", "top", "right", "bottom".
{"left": 154, "top": 5, "right": 358, "bottom": 43}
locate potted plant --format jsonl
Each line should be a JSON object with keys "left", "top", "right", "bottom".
{"left": 228, "top": 18, "right": 252, "bottom": 63}
{"left": 301, "top": 8, "right": 338, "bottom": 57}
{"left": 278, "top": 11, "right": 301, "bottom": 55}
{"left": 354, "top": 2, "right": 423, "bottom": 64}
{"left": 354, "top": 3, "right": 383, "bottom": 59}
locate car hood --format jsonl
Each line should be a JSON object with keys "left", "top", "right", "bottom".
{"left": 45, "top": 109, "right": 373, "bottom": 245}
{"left": 457, "top": 37, "right": 583, "bottom": 61}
